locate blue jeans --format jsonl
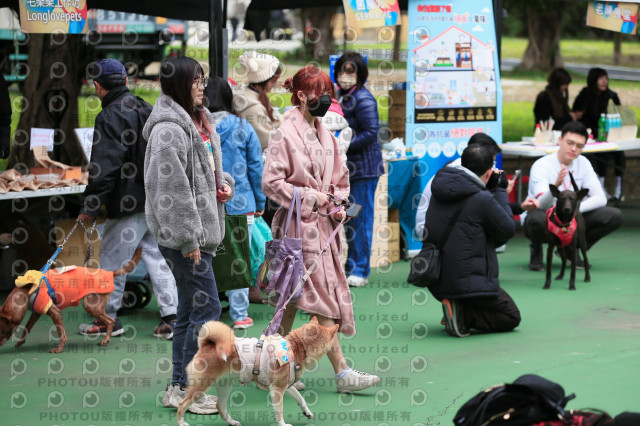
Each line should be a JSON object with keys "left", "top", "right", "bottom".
{"left": 99, "top": 212, "right": 177, "bottom": 319}
{"left": 345, "top": 177, "right": 379, "bottom": 278}
{"left": 226, "top": 222, "right": 252, "bottom": 322}
{"left": 159, "top": 246, "right": 221, "bottom": 388}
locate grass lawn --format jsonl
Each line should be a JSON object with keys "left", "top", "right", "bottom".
{"left": 501, "top": 37, "right": 640, "bottom": 68}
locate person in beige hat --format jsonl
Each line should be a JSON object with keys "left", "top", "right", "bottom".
{"left": 233, "top": 51, "right": 283, "bottom": 150}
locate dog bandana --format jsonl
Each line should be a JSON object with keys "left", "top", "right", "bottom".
{"left": 15, "top": 267, "right": 114, "bottom": 315}
{"left": 545, "top": 207, "right": 577, "bottom": 248}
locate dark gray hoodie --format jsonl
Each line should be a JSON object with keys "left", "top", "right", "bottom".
{"left": 143, "top": 94, "right": 235, "bottom": 255}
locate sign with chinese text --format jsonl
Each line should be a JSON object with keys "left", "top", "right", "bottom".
{"left": 586, "top": 1, "right": 638, "bottom": 34}
{"left": 343, "top": 0, "right": 402, "bottom": 29}
{"left": 405, "top": 0, "right": 503, "bottom": 159}
{"left": 19, "top": 0, "right": 88, "bottom": 34}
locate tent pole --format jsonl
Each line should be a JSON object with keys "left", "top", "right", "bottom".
{"left": 209, "top": 0, "right": 228, "bottom": 79}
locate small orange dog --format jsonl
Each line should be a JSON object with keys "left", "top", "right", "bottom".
{"left": 177, "top": 317, "right": 339, "bottom": 426}
{"left": 0, "top": 249, "right": 140, "bottom": 353}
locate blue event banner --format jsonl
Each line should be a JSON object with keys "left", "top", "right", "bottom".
{"left": 405, "top": 0, "right": 503, "bottom": 173}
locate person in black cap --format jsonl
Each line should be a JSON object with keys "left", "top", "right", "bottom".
{"left": 76, "top": 59, "right": 178, "bottom": 340}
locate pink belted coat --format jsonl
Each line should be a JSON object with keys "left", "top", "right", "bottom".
{"left": 262, "top": 108, "right": 355, "bottom": 335}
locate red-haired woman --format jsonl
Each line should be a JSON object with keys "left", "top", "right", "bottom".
{"left": 262, "top": 65, "right": 380, "bottom": 393}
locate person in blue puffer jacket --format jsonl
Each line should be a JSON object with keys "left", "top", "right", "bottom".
{"left": 205, "top": 77, "right": 266, "bottom": 329}
{"left": 334, "top": 52, "right": 385, "bottom": 287}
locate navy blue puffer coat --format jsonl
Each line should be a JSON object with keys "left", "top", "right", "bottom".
{"left": 425, "top": 165, "right": 515, "bottom": 301}
{"left": 340, "top": 86, "right": 385, "bottom": 181}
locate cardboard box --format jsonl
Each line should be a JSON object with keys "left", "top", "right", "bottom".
{"left": 388, "top": 222, "right": 401, "bottom": 263}
{"left": 389, "top": 89, "right": 406, "bottom": 106}
{"left": 30, "top": 166, "right": 82, "bottom": 181}
{"left": 54, "top": 218, "right": 104, "bottom": 268}
{"left": 388, "top": 209, "right": 399, "bottom": 223}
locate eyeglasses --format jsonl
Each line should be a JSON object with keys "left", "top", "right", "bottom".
{"left": 193, "top": 78, "right": 207, "bottom": 89}
{"left": 564, "top": 139, "right": 585, "bottom": 150}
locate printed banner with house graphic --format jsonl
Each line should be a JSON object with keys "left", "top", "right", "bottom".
{"left": 405, "top": 0, "right": 503, "bottom": 170}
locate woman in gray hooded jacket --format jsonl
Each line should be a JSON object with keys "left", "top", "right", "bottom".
{"left": 143, "top": 57, "right": 235, "bottom": 414}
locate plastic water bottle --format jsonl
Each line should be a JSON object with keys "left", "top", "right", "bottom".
{"left": 598, "top": 113, "right": 606, "bottom": 141}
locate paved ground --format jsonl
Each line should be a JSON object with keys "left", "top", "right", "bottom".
{"left": 2, "top": 204, "right": 640, "bottom": 425}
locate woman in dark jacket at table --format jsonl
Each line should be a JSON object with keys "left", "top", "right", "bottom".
{"left": 533, "top": 67, "right": 576, "bottom": 131}
{"left": 335, "top": 52, "right": 385, "bottom": 287}
{"left": 573, "top": 67, "right": 623, "bottom": 200}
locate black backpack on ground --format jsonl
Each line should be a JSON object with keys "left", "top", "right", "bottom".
{"left": 453, "top": 374, "right": 576, "bottom": 425}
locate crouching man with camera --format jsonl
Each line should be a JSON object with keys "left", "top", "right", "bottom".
{"left": 424, "top": 145, "right": 521, "bottom": 338}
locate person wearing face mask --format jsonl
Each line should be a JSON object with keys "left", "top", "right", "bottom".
{"left": 262, "top": 65, "right": 381, "bottom": 394}
{"left": 573, "top": 68, "right": 624, "bottom": 201}
{"left": 334, "top": 52, "right": 384, "bottom": 288}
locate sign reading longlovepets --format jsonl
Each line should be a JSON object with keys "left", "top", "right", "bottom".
{"left": 586, "top": 1, "right": 638, "bottom": 35}
{"left": 405, "top": 0, "right": 502, "bottom": 168}
{"left": 343, "top": 0, "right": 402, "bottom": 29}
{"left": 19, "top": 0, "right": 88, "bottom": 34}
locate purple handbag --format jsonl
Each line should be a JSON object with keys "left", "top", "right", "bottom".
{"left": 257, "top": 186, "right": 304, "bottom": 307}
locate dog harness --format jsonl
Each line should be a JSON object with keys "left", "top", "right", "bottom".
{"left": 15, "top": 267, "right": 114, "bottom": 315}
{"left": 545, "top": 207, "right": 577, "bottom": 248}
{"left": 236, "top": 336, "right": 301, "bottom": 390}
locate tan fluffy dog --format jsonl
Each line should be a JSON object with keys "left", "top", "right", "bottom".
{"left": 0, "top": 248, "right": 141, "bottom": 353}
{"left": 177, "top": 317, "right": 339, "bottom": 426}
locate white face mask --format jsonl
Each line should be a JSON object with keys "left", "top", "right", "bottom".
{"left": 337, "top": 74, "right": 357, "bottom": 90}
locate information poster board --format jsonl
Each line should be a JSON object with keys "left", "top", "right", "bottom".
{"left": 19, "top": 0, "right": 88, "bottom": 34}
{"left": 586, "top": 1, "right": 638, "bottom": 34}
{"left": 343, "top": 0, "right": 402, "bottom": 29}
{"left": 406, "top": 0, "right": 502, "bottom": 172}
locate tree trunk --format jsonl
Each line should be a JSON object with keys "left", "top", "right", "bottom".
{"left": 393, "top": 25, "right": 401, "bottom": 62}
{"left": 520, "top": 7, "right": 563, "bottom": 71}
{"left": 613, "top": 33, "right": 621, "bottom": 65}
{"left": 8, "top": 34, "right": 85, "bottom": 171}
{"left": 305, "top": 7, "right": 335, "bottom": 60}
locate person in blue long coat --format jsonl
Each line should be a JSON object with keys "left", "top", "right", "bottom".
{"left": 206, "top": 77, "right": 266, "bottom": 329}
{"left": 334, "top": 52, "right": 385, "bottom": 287}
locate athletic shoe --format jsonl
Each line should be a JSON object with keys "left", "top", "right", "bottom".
{"left": 442, "top": 299, "right": 470, "bottom": 338}
{"left": 292, "top": 381, "right": 305, "bottom": 391}
{"left": 162, "top": 383, "right": 218, "bottom": 414}
{"left": 336, "top": 369, "right": 381, "bottom": 393}
{"left": 153, "top": 319, "right": 176, "bottom": 340}
{"left": 495, "top": 244, "right": 507, "bottom": 253}
{"left": 78, "top": 318, "right": 125, "bottom": 336}
{"left": 346, "top": 275, "right": 368, "bottom": 287}
{"left": 233, "top": 317, "right": 254, "bottom": 329}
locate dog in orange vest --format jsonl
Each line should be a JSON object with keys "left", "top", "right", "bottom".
{"left": 0, "top": 248, "right": 141, "bottom": 353}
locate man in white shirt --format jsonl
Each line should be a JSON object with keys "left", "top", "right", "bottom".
{"left": 524, "top": 121, "right": 623, "bottom": 270}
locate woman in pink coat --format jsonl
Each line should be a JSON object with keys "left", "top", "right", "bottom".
{"left": 262, "top": 65, "right": 380, "bottom": 393}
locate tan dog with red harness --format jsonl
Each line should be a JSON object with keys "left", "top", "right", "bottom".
{"left": 0, "top": 248, "right": 141, "bottom": 353}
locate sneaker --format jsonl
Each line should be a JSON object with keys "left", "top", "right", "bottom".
{"left": 233, "top": 317, "right": 254, "bottom": 329}
{"left": 336, "top": 369, "right": 381, "bottom": 393}
{"left": 442, "top": 299, "right": 470, "bottom": 338}
{"left": 528, "top": 245, "right": 544, "bottom": 271}
{"left": 495, "top": 244, "right": 506, "bottom": 253}
{"left": 346, "top": 275, "right": 368, "bottom": 287}
{"left": 292, "top": 380, "right": 305, "bottom": 391}
{"left": 78, "top": 318, "right": 125, "bottom": 336}
{"left": 154, "top": 319, "right": 176, "bottom": 340}
{"left": 163, "top": 383, "right": 219, "bottom": 414}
